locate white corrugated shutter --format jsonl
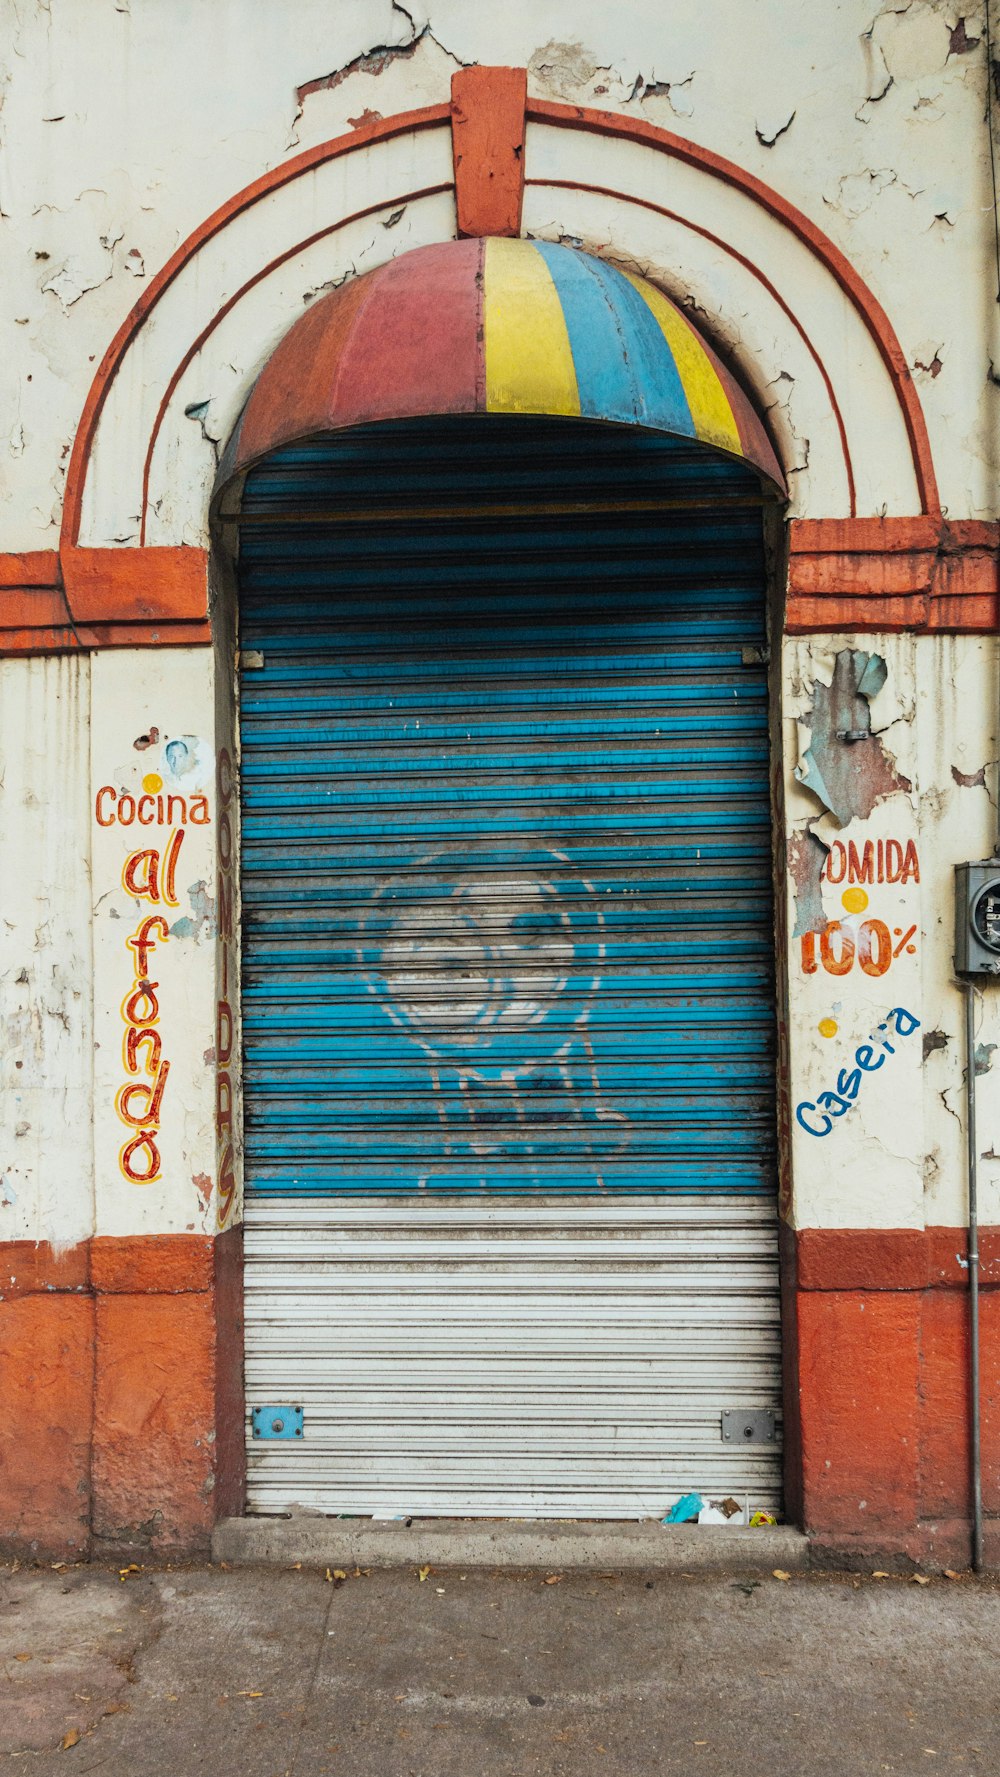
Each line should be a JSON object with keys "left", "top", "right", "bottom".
{"left": 245, "top": 1197, "right": 781, "bottom": 1518}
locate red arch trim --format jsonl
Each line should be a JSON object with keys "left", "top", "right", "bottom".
{"left": 526, "top": 100, "right": 939, "bottom": 516}
{"left": 63, "top": 83, "right": 940, "bottom": 549}
{"left": 138, "top": 182, "right": 454, "bottom": 543}
{"left": 61, "top": 104, "right": 452, "bottom": 549}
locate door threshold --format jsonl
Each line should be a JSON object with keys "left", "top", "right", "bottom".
{"left": 213, "top": 1515, "right": 807, "bottom": 1574}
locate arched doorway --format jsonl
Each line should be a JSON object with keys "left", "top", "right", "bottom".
{"left": 227, "top": 238, "right": 786, "bottom": 1519}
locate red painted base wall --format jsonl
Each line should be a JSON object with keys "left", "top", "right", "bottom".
{"left": 786, "top": 1225, "right": 1000, "bottom": 1568}
{"left": 0, "top": 1228, "right": 244, "bottom": 1560}
{"left": 3, "top": 1221, "right": 996, "bottom": 1566}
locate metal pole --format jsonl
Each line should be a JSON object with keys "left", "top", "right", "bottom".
{"left": 966, "top": 982, "right": 984, "bottom": 1573}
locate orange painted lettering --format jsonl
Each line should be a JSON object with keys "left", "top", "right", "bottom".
{"left": 120, "top": 1130, "right": 162, "bottom": 1184}
{"left": 217, "top": 1141, "right": 236, "bottom": 1224}
{"left": 116, "top": 1060, "right": 170, "bottom": 1130}
{"left": 218, "top": 747, "right": 234, "bottom": 808}
{"left": 847, "top": 841, "right": 874, "bottom": 884}
{"left": 216, "top": 999, "right": 233, "bottom": 1065}
{"left": 857, "top": 918, "right": 892, "bottom": 977}
{"left": 217, "top": 874, "right": 232, "bottom": 943}
{"left": 123, "top": 980, "right": 160, "bottom": 1026}
{"left": 123, "top": 846, "right": 160, "bottom": 903}
{"left": 125, "top": 1025, "right": 162, "bottom": 1077}
{"left": 819, "top": 921, "right": 855, "bottom": 976}
{"left": 216, "top": 1072, "right": 233, "bottom": 1138}
{"left": 126, "top": 913, "right": 170, "bottom": 978}
{"left": 163, "top": 828, "right": 184, "bottom": 908}
{"left": 824, "top": 842, "right": 847, "bottom": 884}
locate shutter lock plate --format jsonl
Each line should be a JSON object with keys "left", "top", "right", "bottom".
{"left": 252, "top": 1405, "right": 304, "bottom": 1440}
{"left": 721, "top": 1409, "right": 776, "bottom": 1445}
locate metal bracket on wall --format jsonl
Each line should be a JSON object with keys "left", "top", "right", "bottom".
{"left": 251, "top": 1404, "right": 304, "bottom": 1440}
{"left": 721, "top": 1409, "right": 776, "bottom": 1445}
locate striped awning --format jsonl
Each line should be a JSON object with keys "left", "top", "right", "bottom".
{"left": 220, "top": 237, "right": 785, "bottom": 490}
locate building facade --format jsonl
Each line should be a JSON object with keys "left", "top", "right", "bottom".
{"left": 2, "top": 0, "right": 999, "bottom": 1566}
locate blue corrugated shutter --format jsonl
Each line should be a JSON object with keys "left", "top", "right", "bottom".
{"left": 238, "top": 417, "right": 775, "bottom": 1198}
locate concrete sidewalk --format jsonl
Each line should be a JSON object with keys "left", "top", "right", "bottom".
{"left": 2, "top": 1558, "right": 998, "bottom": 1776}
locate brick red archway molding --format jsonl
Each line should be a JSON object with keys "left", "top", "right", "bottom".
{"left": 2, "top": 66, "right": 996, "bottom": 654}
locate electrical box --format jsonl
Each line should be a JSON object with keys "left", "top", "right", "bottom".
{"left": 955, "top": 861, "right": 1000, "bottom": 976}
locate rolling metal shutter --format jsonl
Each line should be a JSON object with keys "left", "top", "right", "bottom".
{"left": 238, "top": 417, "right": 782, "bottom": 1517}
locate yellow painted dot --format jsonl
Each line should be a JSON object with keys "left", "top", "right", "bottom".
{"left": 142, "top": 773, "right": 163, "bottom": 793}
{"left": 841, "top": 887, "right": 868, "bottom": 914}
{"left": 818, "top": 1018, "right": 838, "bottom": 1039}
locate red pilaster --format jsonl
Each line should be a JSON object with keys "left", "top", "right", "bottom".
{"left": 0, "top": 1228, "right": 244, "bottom": 1560}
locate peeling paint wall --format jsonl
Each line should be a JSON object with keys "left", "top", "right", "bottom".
{"left": 782, "top": 630, "right": 1000, "bottom": 1232}
{"left": 0, "top": 656, "right": 93, "bottom": 1246}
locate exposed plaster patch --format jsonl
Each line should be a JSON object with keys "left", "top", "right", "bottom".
{"left": 858, "top": 16, "right": 894, "bottom": 122}
{"left": 529, "top": 40, "right": 603, "bottom": 98}
{"left": 948, "top": 15, "right": 980, "bottom": 55}
{"left": 192, "top": 1171, "right": 213, "bottom": 1209}
{"left": 527, "top": 42, "right": 666, "bottom": 112}
{"left": 795, "top": 650, "right": 909, "bottom": 826}
{"left": 922, "top": 1027, "right": 950, "bottom": 1058}
{"left": 825, "top": 167, "right": 922, "bottom": 220}
{"left": 183, "top": 399, "right": 222, "bottom": 467}
{"left": 940, "top": 1083, "right": 963, "bottom": 1126}
{"left": 763, "top": 371, "right": 809, "bottom": 478}
{"left": 788, "top": 829, "right": 828, "bottom": 938}
{"left": 755, "top": 108, "right": 796, "bottom": 147}
{"left": 288, "top": 3, "right": 461, "bottom": 148}
{"left": 975, "top": 1041, "right": 997, "bottom": 1075}
{"left": 952, "top": 762, "right": 988, "bottom": 787}
{"left": 303, "top": 261, "right": 362, "bottom": 305}
{"left": 789, "top": 649, "right": 911, "bottom": 934}
{"left": 186, "top": 879, "right": 216, "bottom": 941}
{"left": 913, "top": 343, "right": 944, "bottom": 377}
{"left": 636, "top": 73, "right": 696, "bottom": 118}
{"left": 295, "top": 11, "right": 428, "bottom": 103}
{"left": 871, "top": 4, "right": 952, "bottom": 84}
{"left": 34, "top": 181, "right": 148, "bottom": 312}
